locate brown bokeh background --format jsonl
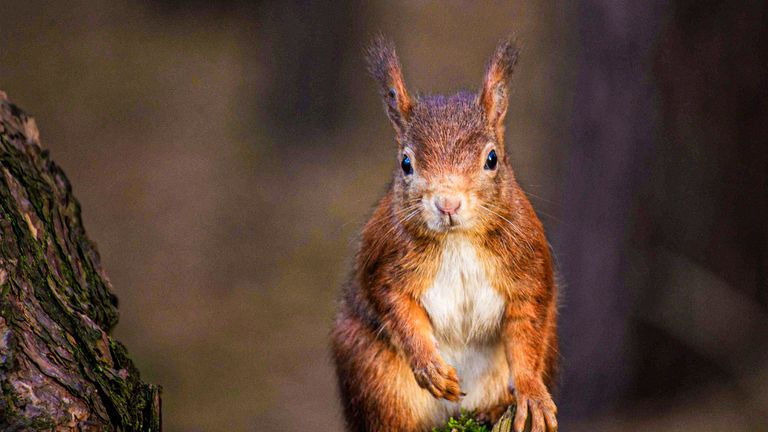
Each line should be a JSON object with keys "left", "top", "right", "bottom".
{"left": 1, "top": 1, "right": 766, "bottom": 431}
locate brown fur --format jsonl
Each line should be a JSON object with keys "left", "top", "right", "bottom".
{"left": 331, "top": 37, "right": 558, "bottom": 432}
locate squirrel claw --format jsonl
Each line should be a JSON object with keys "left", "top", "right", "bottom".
{"left": 512, "top": 393, "right": 557, "bottom": 432}
{"left": 412, "top": 356, "right": 461, "bottom": 401}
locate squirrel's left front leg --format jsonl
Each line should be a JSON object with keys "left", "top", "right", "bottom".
{"left": 503, "top": 297, "right": 557, "bottom": 432}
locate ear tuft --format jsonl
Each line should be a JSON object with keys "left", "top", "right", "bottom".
{"left": 480, "top": 37, "right": 520, "bottom": 133}
{"left": 366, "top": 35, "right": 413, "bottom": 136}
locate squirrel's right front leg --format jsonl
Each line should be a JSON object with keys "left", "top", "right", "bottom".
{"left": 374, "top": 287, "right": 461, "bottom": 401}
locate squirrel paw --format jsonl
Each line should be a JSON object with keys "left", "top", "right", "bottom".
{"left": 412, "top": 355, "right": 461, "bottom": 401}
{"left": 511, "top": 386, "right": 557, "bottom": 432}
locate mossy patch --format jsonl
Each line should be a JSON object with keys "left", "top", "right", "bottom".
{"left": 432, "top": 412, "right": 489, "bottom": 432}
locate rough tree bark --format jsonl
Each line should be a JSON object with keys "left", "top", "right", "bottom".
{"left": 0, "top": 92, "right": 161, "bottom": 431}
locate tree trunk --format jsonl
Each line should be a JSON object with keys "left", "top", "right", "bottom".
{"left": 0, "top": 92, "right": 161, "bottom": 431}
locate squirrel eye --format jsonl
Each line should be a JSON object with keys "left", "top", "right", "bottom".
{"left": 401, "top": 155, "right": 413, "bottom": 175}
{"left": 484, "top": 149, "right": 498, "bottom": 170}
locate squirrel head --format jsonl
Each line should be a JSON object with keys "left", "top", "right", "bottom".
{"left": 367, "top": 36, "right": 520, "bottom": 235}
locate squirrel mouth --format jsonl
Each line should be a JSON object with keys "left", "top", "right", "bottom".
{"left": 442, "top": 214, "right": 461, "bottom": 230}
{"left": 426, "top": 210, "right": 466, "bottom": 232}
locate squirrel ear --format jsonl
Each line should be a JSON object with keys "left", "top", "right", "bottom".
{"left": 480, "top": 37, "right": 520, "bottom": 134}
{"left": 366, "top": 35, "right": 413, "bottom": 137}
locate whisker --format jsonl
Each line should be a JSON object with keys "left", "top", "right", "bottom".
{"left": 359, "top": 203, "right": 422, "bottom": 271}
{"left": 477, "top": 204, "right": 535, "bottom": 255}
{"left": 524, "top": 190, "right": 556, "bottom": 205}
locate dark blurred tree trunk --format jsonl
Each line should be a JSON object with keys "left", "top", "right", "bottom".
{"left": 258, "top": 0, "right": 367, "bottom": 139}
{"left": 0, "top": 93, "right": 160, "bottom": 431}
{"left": 555, "top": 0, "right": 668, "bottom": 420}
{"left": 557, "top": 0, "right": 768, "bottom": 427}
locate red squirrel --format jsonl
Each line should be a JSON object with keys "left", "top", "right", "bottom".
{"left": 331, "top": 36, "right": 558, "bottom": 432}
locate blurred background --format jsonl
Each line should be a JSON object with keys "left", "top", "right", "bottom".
{"left": 1, "top": 1, "right": 766, "bottom": 431}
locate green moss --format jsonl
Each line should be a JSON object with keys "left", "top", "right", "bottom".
{"left": 432, "top": 412, "right": 489, "bottom": 432}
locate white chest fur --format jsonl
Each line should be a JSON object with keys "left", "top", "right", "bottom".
{"left": 419, "top": 236, "right": 508, "bottom": 412}
{"left": 421, "top": 236, "right": 505, "bottom": 345}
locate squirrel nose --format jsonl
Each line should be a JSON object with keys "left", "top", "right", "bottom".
{"left": 435, "top": 195, "right": 462, "bottom": 216}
